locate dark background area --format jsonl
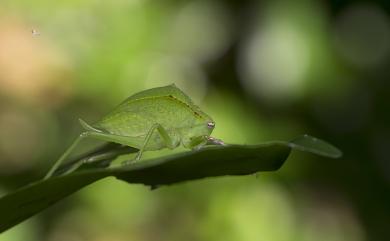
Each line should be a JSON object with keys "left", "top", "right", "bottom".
{"left": 0, "top": 0, "right": 389, "bottom": 240}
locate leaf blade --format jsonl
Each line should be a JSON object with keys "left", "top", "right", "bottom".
{"left": 0, "top": 143, "right": 290, "bottom": 233}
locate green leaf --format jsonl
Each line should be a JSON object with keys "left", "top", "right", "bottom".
{"left": 0, "top": 136, "right": 341, "bottom": 233}
{"left": 288, "top": 134, "right": 343, "bottom": 158}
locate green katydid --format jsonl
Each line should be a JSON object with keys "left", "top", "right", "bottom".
{"left": 44, "top": 84, "right": 224, "bottom": 179}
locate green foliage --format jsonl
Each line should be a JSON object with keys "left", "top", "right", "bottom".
{"left": 0, "top": 135, "right": 340, "bottom": 233}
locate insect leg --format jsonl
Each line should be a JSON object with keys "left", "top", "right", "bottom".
{"left": 43, "top": 132, "right": 89, "bottom": 180}
{"left": 45, "top": 130, "right": 142, "bottom": 179}
{"left": 207, "top": 137, "right": 225, "bottom": 146}
{"left": 133, "top": 124, "right": 175, "bottom": 161}
{"left": 58, "top": 158, "right": 86, "bottom": 176}
{"left": 86, "top": 131, "right": 143, "bottom": 147}
{"left": 134, "top": 124, "right": 159, "bottom": 160}
{"left": 60, "top": 149, "right": 129, "bottom": 176}
{"left": 155, "top": 124, "right": 176, "bottom": 149}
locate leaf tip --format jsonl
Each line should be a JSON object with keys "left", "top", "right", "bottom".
{"left": 289, "top": 134, "right": 343, "bottom": 159}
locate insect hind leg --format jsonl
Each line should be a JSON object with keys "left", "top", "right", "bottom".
{"left": 43, "top": 132, "right": 89, "bottom": 180}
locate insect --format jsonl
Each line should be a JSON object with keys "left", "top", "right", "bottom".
{"left": 44, "top": 84, "right": 224, "bottom": 179}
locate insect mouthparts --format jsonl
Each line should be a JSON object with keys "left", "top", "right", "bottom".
{"left": 207, "top": 122, "right": 215, "bottom": 128}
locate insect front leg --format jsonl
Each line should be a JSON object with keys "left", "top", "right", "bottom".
{"left": 185, "top": 136, "right": 225, "bottom": 151}
{"left": 206, "top": 137, "right": 225, "bottom": 146}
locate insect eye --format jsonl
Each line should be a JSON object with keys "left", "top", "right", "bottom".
{"left": 207, "top": 122, "right": 215, "bottom": 128}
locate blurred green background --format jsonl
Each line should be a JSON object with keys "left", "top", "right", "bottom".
{"left": 0, "top": 0, "right": 389, "bottom": 240}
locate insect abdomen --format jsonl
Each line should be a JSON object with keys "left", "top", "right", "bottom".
{"left": 95, "top": 96, "right": 199, "bottom": 137}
